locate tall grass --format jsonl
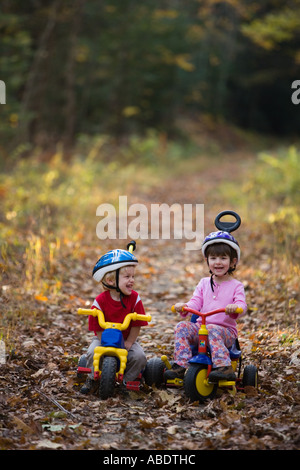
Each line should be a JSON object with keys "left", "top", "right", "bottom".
{"left": 220, "top": 146, "right": 300, "bottom": 262}
{"left": 0, "top": 134, "right": 200, "bottom": 297}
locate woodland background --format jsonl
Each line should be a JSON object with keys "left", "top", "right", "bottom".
{"left": 0, "top": 0, "right": 299, "bottom": 451}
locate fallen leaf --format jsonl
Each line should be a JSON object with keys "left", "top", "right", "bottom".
{"left": 167, "top": 425, "right": 178, "bottom": 435}
{"left": 36, "top": 439, "right": 63, "bottom": 449}
{"left": 35, "top": 294, "right": 48, "bottom": 302}
{"left": 12, "top": 416, "right": 35, "bottom": 435}
{"left": 244, "top": 385, "right": 259, "bottom": 397}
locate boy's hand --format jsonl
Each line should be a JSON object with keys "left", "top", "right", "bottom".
{"left": 125, "top": 340, "right": 133, "bottom": 351}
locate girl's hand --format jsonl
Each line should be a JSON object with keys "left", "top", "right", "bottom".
{"left": 174, "top": 303, "right": 188, "bottom": 317}
{"left": 225, "top": 304, "right": 239, "bottom": 316}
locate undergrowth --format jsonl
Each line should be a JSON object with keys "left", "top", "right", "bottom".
{"left": 0, "top": 135, "right": 299, "bottom": 348}
{"left": 219, "top": 145, "right": 300, "bottom": 263}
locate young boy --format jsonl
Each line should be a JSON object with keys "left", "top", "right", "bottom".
{"left": 80, "top": 248, "right": 149, "bottom": 394}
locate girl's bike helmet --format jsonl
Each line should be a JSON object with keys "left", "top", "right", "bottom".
{"left": 202, "top": 210, "right": 241, "bottom": 261}
{"left": 202, "top": 231, "right": 240, "bottom": 261}
{"left": 200, "top": 211, "right": 241, "bottom": 298}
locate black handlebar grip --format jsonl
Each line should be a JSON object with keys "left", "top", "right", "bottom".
{"left": 215, "top": 211, "right": 241, "bottom": 233}
{"left": 127, "top": 240, "right": 137, "bottom": 252}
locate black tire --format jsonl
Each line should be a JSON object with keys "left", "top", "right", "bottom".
{"left": 184, "top": 364, "right": 218, "bottom": 403}
{"left": 242, "top": 364, "right": 258, "bottom": 388}
{"left": 99, "top": 356, "right": 118, "bottom": 399}
{"left": 77, "top": 354, "right": 87, "bottom": 379}
{"left": 144, "top": 357, "right": 165, "bottom": 387}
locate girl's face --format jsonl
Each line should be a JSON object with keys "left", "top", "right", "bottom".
{"left": 118, "top": 266, "right": 135, "bottom": 296}
{"left": 207, "top": 254, "right": 236, "bottom": 278}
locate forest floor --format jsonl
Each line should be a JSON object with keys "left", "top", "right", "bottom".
{"left": 0, "top": 139, "right": 299, "bottom": 453}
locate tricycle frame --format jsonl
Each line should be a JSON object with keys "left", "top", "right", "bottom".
{"left": 144, "top": 306, "right": 258, "bottom": 403}
{"left": 77, "top": 308, "right": 151, "bottom": 399}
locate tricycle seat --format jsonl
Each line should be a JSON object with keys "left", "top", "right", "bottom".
{"left": 229, "top": 340, "right": 242, "bottom": 359}
{"left": 191, "top": 340, "right": 241, "bottom": 359}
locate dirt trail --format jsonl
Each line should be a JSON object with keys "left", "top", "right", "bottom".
{"left": 1, "top": 154, "right": 299, "bottom": 451}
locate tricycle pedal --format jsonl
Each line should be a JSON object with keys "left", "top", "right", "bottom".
{"left": 166, "top": 377, "right": 183, "bottom": 387}
{"left": 161, "top": 355, "right": 172, "bottom": 370}
{"left": 77, "top": 366, "right": 92, "bottom": 374}
{"left": 218, "top": 380, "right": 236, "bottom": 388}
{"left": 126, "top": 380, "right": 141, "bottom": 391}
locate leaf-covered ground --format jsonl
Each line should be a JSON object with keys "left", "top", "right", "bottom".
{"left": 1, "top": 154, "right": 299, "bottom": 451}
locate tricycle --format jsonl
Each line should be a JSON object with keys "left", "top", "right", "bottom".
{"left": 144, "top": 305, "right": 258, "bottom": 403}
{"left": 77, "top": 308, "right": 151, "bottom": 399}
{"left": 76, "top": 240, "right": 152, "bottom": 399}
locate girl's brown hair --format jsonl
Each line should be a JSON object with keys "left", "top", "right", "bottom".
{"left": 205, "top": 243, "right": 238, "bottom": 278}
{"left": 205, "top": 242, "right": 237, "bottom": 262}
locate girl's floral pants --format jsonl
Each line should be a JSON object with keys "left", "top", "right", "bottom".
{"left": 173, "top": 321, "right": 236, "bottom": 369}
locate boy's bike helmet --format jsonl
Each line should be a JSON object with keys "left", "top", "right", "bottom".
{"left": 93, "top": 249, "right": 138, "bottom": 282}
{"left": 93, "top": 248, "right": 138, "bottom": 307}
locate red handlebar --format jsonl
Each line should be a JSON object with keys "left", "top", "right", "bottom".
{"left": 182, "top": 306, "right": 225, "bottom": 325}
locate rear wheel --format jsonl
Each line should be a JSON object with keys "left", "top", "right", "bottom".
{"left": 99, "top": 356, "right": 118, "bottom": 399}
{"left": 184, "top": 364, "right": 218, "bottom": 402}
{"left": 242, "top": 365, "right": 258, "bottom": 388}
{"left": 144, "top": 357, "right": 165, "bottom": 387}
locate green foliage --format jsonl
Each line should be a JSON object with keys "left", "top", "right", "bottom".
{"left": 220, "top": 146, "right": 300, "bottom": 260}
{"left": 0, "top": 0, "right": 299, "bottom": 154}
{"left": 241, "top": 6, "right": 300, "bottom": 50}
{"left": 257, "top": 147, "right": 300, "bottom": 205}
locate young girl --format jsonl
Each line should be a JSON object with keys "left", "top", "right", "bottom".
{"left": 80, "top": 248, "right": 149, "bottom": 394}
{"left": 166, "top": 230, "right": 247, "bottom": 383}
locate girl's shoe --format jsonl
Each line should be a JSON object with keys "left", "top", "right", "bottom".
{"left": 208, "top": 366, "right": 236, "bottom": 383}
{"left": 80, "top": 377, "right": 99, "bottom": 394}
{"left": 164, "top": 363, "right": 186, "bottom": 380}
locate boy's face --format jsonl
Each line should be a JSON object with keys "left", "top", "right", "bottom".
{"left": 118, "top": 266, "right": 135, "bottom": 296}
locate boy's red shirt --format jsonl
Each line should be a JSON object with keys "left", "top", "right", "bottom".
{"left": 88, "top": 290, "right": 148, "bottom": 339}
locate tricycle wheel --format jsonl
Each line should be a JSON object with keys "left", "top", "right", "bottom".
{"left": 144, "top": 357, "right": 165, "bottom": 387}
{"left": 242, "top": 365, "right": 258, "bottom": 388}
{"left": 77, "top": 354, "right": 87, "bottom": 380}
{"left": 184, "top": 364, "right": 218, "bottom": 403}
{"left": 99, "top": 356, "right": 118, "bottom": 399}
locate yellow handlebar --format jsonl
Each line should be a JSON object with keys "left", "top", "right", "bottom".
{"left": 78, "top": 308, "right": 99, "bottom": 317}
{"left": 234, "top": 307, "right": 243, "bottom": 315}
{"left": 171, "top": 305, "right": 185, "bottom": 314}
{"left": 78, "top": 308, "right": 151, "bottom": 330}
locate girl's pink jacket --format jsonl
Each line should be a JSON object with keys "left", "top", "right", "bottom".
{"left": 186, "top": 277, "right": 247, "bottom": 337}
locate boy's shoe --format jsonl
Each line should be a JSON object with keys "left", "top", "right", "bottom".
{"left": 80, "top": 377, "right": 99, "bottom": 395}
{"left": 164, "top": 363, "right": 186, "bottom": 380}
{"left": 208, "top": 366, "right": 236, "bottom": 383}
